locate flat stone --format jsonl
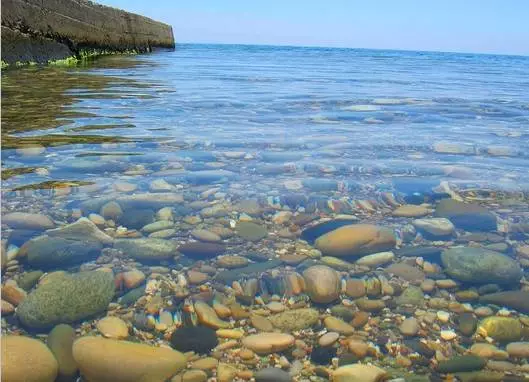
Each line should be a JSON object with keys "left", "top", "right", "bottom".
{"left": 395, "top": 286, "right": 425, "bottom": 307}
{"left": 356, "top": 251, "right": 394, "bottom": 267}
{"left": 191, "top": 229, "right": 222, "bottom": 243}
{"left": 195, "top": 301, "right": 230, "bottom": 329}
{"left": 506, "top": 342, "right": 529, "bottom": 358}
{"left": 301, "top": 219, "right": 359, "bottom": 244}
{"left": 437, "top": 355, "right": 486, "bottom": 373}
{"left": 477, "top": 317, "right": 522, "bottom": 342}
{"left": 345, "top": 279, "right": 366, "bottom": 298}
{"left": 178, "top": 242, "right": 226, "bottom": 259}
{"left": 17, "top": 271, "right": 115, "bottom": 329}
{"left": 254, "top": 367, "right": 292, "bottom": 382}
{"left": 319, "top": 332, "right": 340, "bottom": 347}
{"left": 434, "top": 199, "right": 496, "bottom": 231}
{"left": 114, "top": 238, "right": 178, "bottom": 261}
{"left": 20, "top": 235, "right": 103, "bottom": 269}
{"left": 355, "top": 298, "right": 385, "bottom": 312}
{"left": 269, "top": 308, "right": 319, "bottom": 331}
{"left": 141, "top": 220, "right": 174, "bottom": 233}
{"left": 121, "top": 269, "right": 145, "bottom": 289}
{"left": 324, "top": 316, "right": 354, "bottom": 335}
{"left": 250, "top": 315, "right": 274, "bottom": 332}
{"left": 3, "top": 212, "right": 55, "bottom": 230}
{"left": 413, "top": 218, "right": 455, "bottom": 237}
{"left": 236, "top": 222, "right": 268, "bottom": 242}
{"left": 399, "top": 317, "right": 420, "bottom": 336}
{"left": 188, "top": 270, "right": 209, "bottom": 284}
{"left": 217, "top": 255, "right": 249, "bottom": 269}
{"left": 479, "top": 291, "right": 529, "bottom": 314}
{"left": 332, "top": 364, "right": 388, "bottom": 382}
{"left": 217, "top": 363, "right": 238, "bottom": 382}
{"left": 215, "top": 260, "right": 282, "bottom": 284}
{"left": 1, "top": 335, "right": 58, "bottom": 382}
{"left": 385, "top": 263, "right": 425, "bottom": 282}
{"left": 303, "top": 265, "right": 341, "bottom": 303}
{"left": 321, "top": 256, "right": 354, "bottom": 271}
{"left": 470, "top": 343, "right": 508, "bottom": 360}
{"left": 441, "top": 247, "right": 522, "bottom": 285}
{"left": 392, "top": 205, "right": 430, "bottom": 217}
{"left": 190, "top": 357, "right": 218, "bottom": 370}
{"left": 46, "top": 217, "right": 113, "bottom": 245}
{"left": 73, "top": 336, "right": 186, "bottom": 382}
{"left": 96, "top": 316, "right": 129, "bottom": 339}
{"left": 241, "top": 333, "right": 295, "bottom": 354}
{"left": 433, "top": 142, "right": 477, "bottom": 155}
{"left": 315, "top": 224, "right": 395, "bottom": 257}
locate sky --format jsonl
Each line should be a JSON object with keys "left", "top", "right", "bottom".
{"left": 99, "top": 0, "right": 529, "bottom": 56}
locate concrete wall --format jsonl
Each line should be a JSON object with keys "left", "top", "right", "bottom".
{"left": 1, "top": 0, "right": 175, "bottom": 65}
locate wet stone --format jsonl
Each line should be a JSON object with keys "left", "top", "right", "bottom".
{"left": 236, "top": 221, "right": 268, "bottom": 242}
{"left": 269, "top": 308, "right": 319, "bottom": 331}
{"left": 178, "top": 242, "right": 226, "bottom": 259}
{"left": 434, "top": 199, "right": 497, "bottom": 231}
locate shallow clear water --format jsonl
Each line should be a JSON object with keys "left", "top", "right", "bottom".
{"left": 2, "top": 44, "right": 529, "bottom": 199}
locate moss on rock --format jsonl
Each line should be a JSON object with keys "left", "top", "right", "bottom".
{"left": 17, "top": 271, "right": 115, "bottom": 329}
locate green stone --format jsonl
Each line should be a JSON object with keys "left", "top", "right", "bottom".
{"left": 119, "top": 286, "right": 145, "bottom": 306}
{"left": 321, "top": 256, "right": 353, "bottom": 271}
{"left": 236, "top": 222, "right": 267, "bottom": 242}
{"left": 17, "top": 271, "right": 115, "bottom": 329}
{"left": 17, "top": 270, "right": 44, "bottom": 291}
{"left": 441, "top": 247, "right": 522, "bottom": 285}
{"left": 269, "top": 308, "right": 319, "bottom": 331}
{"left": 477, "top": 316, "right": 522, "bottom": 342}
{"left": 458, "top": 313, "right": 478, "bottom": 336}
{"left": 47, "top": 324, "right": 78, "bottom": 379}
{"left": 395, "top": 286, "right": 425, "bottom": 307}
{"left": 437, "top": 355, "right": 486, "bottom": 373}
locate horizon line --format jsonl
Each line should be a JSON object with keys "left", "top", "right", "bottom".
{"left": 171, "top": 41, "right": 529, "bottom": 58}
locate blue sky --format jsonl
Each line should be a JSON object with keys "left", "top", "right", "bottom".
{"left": 99, "top": 0, "right": 528, "bottom": 55}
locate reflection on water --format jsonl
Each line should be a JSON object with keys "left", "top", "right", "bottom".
{"left": 1, "top": 45, "right": 529, "bottom": 381}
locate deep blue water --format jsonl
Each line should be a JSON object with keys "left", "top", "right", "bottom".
{"left": 2, "top": 44, "right": 529, "bottom": 199}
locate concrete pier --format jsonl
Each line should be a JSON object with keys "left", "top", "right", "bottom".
{"left": 1, "top": 0, "right": 175, "bottom": 65}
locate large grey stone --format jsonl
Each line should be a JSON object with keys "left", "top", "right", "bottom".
{"left": 441, "top": 247, "right": 522, "bottom": 285}
{"left": 20, "top": 235, "right": 102, "bottom": 269}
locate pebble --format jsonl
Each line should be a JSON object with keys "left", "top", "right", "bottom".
{"left": 191, "top": 357, "right": 218, "bottom": 370}
{"left": 250, "top": 315, "right": 274, "bottom": 331}
{"left": 191, "top": 229, "right": 222, "bottom": 243}
{"left": 241, "top": 333, "right": 295, "bottom": 354}
{"left": 319, "top": 332, "right": 340, "bottom": 347}
{"left": 121, "top": 269, "right": 145, "bottom": 289}
{"left": 217, "top": 363, "right": 238, "bottom": 382}
{"left": 96, "top": 316, "right": 129, "bottom": 339}
{"left": 440, "top": 330, "right": 457, "bottom": 341}
{"left": 355, "top": 251, "right": 394, "bottom": 267}
{"left": 324, "top": 316, "right": 355, "bottom": 335}
{"left": 195, "top": 301, "right": 230, "bottom": 329}
{"left": 506, "top": 342, "right": 529, "bottom": 358}
{"left": 392, "top": 205, "right": 430, "bottom": 217}
{"left": 303, "top": 265, "right": 341, "bottom": 303}
{"left": 399, "top": 317, "right": 420, "bottom": 336}
{"left": 332, "top": 364, "right": 388, "bottom": 382}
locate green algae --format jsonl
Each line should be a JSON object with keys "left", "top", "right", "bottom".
{"left": 1, "top": 167, "right": 38, "bottom": 180}
{"left": 11, "top": 180, "right": 95, "bottom": 192}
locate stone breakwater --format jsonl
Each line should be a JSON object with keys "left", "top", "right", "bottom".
{"left": 1, "top": 0, "right": 175, "bottom": 66}
{"left": 2, "top": 174, "right": 529, "bottom": 381}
